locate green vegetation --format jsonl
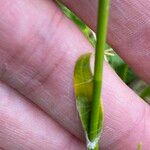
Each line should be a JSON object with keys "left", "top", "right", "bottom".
{"left": 58, "top": 1, "right": 149, "bottom": 149}
{"left": 88, "top": 0, "right": 110, "bottom": 149}
{"left": 58, "top": 1, "right": 150, "bottom": 103}
{"left": 74, "top": 0, "right": 110, "bottom": 149}
{"left": 137, "top": 143, "right": 142, "bottom": 150}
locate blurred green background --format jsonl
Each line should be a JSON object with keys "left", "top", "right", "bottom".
{"left": 57, "top": 1, "right": 150, "bottom": 104}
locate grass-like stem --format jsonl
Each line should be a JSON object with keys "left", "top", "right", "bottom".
{"left": 88, "top": 0, "right": 110, "bottom": 149}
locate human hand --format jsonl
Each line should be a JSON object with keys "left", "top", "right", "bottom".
{"left": 0, "top": 0, "right": 149, "bottom": 149}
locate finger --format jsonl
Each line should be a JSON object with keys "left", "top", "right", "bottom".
{"left": 101, "top": 63, "right": 150, "bottom": 149}
{"left": 62, "top": 0, "right": 150, "bottom": 84}
{"left": 0, "top": 0, "right": 86, "bottom": 139}
{"left": 0, "top": 81, "right": 85, "bottom": 150}
{"left": 0, "top": 0, "right": 149, "bottom": 149}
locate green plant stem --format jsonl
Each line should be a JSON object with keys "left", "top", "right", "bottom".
{"left": 88, "top": 0, "right": 110, "bottom": 149}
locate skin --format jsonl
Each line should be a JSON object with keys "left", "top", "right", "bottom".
{"left": 0, "top": 0, "right": 149, "bottom": 149}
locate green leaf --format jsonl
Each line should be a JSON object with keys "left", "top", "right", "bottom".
{"left": 140, "top": 86, "right": 150, "bottom": 98}
{"left": 140, "top": 86, "right": 150, "bottom": 104}
{"left": 108, "top": 53, "right": 137, "bottom": 84}
{"left": 74, "top": 53, "right": 104, "bottom": 149}
{"left": 74, "top": 53, "right": 93, "bottom": 132}
{"left": 137, "top": 143, "right": 142, "bottom": 150}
